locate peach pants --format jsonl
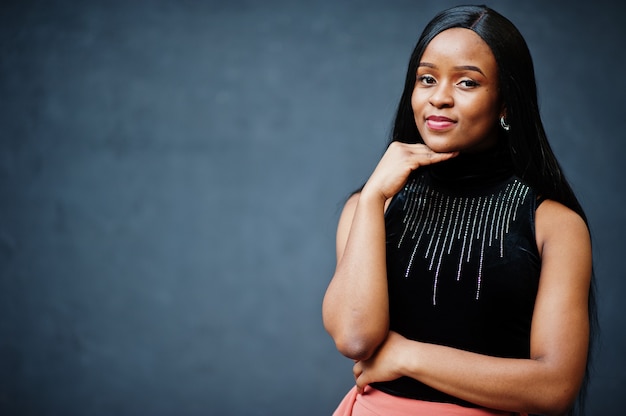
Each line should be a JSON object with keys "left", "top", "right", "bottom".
{"left": 333, "top": 386, "right": 527, "bottom": 416}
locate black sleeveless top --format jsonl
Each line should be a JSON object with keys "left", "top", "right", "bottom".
{"left": 372, "top": 147, "right": 542, "bottom": 407}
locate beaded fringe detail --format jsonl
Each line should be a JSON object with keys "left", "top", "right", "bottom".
{"left": 397, "top": 176, "right": 530, "bottom": 305}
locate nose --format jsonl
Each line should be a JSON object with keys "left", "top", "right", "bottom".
{"left": 429, "top": 83, "right": 454, "bottom": 108}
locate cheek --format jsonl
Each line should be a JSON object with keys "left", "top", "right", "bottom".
{"left": 410, "top": 89, "right": 423, "bottom": 115}
{"left": 411, "top": 92, "right": 425, "bottom": 133}
{"left": 465, "top": 98, "right": 500, "bottom": 125}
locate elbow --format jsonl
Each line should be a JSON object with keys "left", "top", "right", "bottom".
{"left": 536, "top": 402, "right": 574, "bottom": 416}
{"left": 333, "top": 336, "right": 382, "bottom": 361}
{"left": 534, "top": 404, "right": 568, "bottom": 416}
{"left": 532, "top": 384, "right": 580, "bottom": 416}
{"left": 325, "top": 323, "right": 388, "bottom": 361}
{"left": 545, "top": 397, "right": 578, "bottom": 416}
{"left": 322, "top": 307, "right": 388, "bottom": 360}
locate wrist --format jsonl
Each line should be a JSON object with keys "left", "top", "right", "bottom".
{"left": 396, "top": 338, "right": 422, "bottom": 378}
{"left": 359, "top": 185, "right": 388, "bottom": 207}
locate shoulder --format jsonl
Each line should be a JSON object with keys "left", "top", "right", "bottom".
{"left": 535, "top": 199, "right": 590, "bottom": 260}
{"left": 535, "top": 199, "right": 588, "bottom": 235}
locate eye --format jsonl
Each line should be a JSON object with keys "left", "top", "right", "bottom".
{"left": 417, "top": 75, "right": 436, "bottom": 85}
{"left": 458, "top": 79, "right": 480, "bottom": 88}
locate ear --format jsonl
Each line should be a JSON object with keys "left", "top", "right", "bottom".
{"left": 499, "top": 102, "right": 507, "bottom": 118}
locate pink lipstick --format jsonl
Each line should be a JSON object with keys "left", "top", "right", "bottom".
{"left": 426, "top": 115, "right": 455, "bottom": 130}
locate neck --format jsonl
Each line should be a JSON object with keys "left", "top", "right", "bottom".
{"left": 427, "top": 142, "right": 513, "bottom": 189}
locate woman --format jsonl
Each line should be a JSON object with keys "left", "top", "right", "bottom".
{"left": 322, "top": 5, "right": 596, "bottom": 416}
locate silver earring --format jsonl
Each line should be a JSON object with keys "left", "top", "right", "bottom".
{"left": 500, "top": 115, "right": 510, "bottom": 131}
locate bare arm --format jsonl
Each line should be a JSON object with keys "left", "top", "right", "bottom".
{"left": 322, "top": 142, "right": 457, "bottom": 360}
{"left": 322, "top": 191, "right": 389, "bottom": 361}
{"left": 353, "top": 200, "right": 592, "bottom": 415}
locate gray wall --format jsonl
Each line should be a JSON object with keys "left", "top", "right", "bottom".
{"left": 1, "top": 0, "right": 624, "bottom": 414}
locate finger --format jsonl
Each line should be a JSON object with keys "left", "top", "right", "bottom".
{"left": 415, "top": 149, "right": 458, "bottom": 166}
{"left": 413, "top": 145, "right": 458, "bottom": 158}
{"left": 352, "top": 361, "right": 362, "bottom": 379}
{"left": 405, "top": 143, "right": 455, "bottom": 155}
{"left": 355, "top": 371, "right": 367, "bottom": 394}
{"left": 355, "top": 371, "right": 364, "bottom": 394}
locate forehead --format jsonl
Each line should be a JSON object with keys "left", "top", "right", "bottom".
{"left": 421, "top": 28, "right": 497, "bottom": 72}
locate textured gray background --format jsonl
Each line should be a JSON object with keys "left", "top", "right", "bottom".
{"left": 1, "top": 0, "right": 624, "bottom": 415}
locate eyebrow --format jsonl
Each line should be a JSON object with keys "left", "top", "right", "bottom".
{"left": 418, "top": 62, "right": 485, "bottom": 76}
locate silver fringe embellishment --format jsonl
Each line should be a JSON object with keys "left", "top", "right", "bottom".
{"left": 398, "top": 177, "right": 529, "bottom": 305}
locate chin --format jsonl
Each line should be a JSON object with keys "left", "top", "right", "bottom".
{"left": 423, "top": 140, "right": 458, "bottom": 153}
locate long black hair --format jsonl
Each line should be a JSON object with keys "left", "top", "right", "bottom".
{"left": 389, "top": 5, "right": 597, "bottom": 414}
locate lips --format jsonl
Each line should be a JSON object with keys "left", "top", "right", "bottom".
{"left": 426, "top": 115, "right": 456, "bottom": 130}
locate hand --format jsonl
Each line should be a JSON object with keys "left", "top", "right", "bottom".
{"left": 361, "top": 142, "right": 457, "bottom": 203}
{"left": 353, "top": 331, "right": 409, "bottom": 394}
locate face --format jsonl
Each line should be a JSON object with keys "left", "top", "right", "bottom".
{"left": 411, "top": 28, "right": 502, "bottom": 153}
